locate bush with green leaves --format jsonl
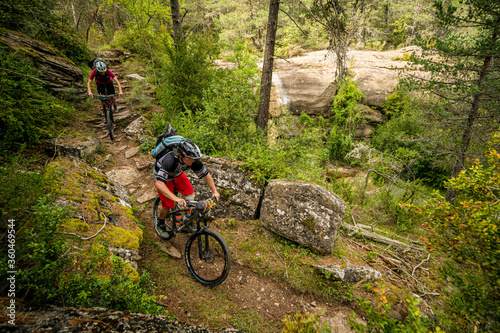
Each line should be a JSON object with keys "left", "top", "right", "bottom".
{"left": 0, "top": 49, "right": 74, "bottom": 153}
{"left": 371, "top": 96, "right": 450, "bottom": 188}
{"left": 408, "top": 133, "right": 500, "bottom": 331}
{"left": 349, "top": 293, "right": 441, "bottom": 332}
{"left": 327, "top": 76, "right": 365, "bottom": 163}
{"left": 156, "top": 33, "right": 221, "bottom": 115}
{"left": 282, "top": 311, "right": 331, "bottom": 333}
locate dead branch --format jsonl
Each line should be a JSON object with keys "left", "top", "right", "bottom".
{"left": 279, "top": 9, "right": 308, "bottom": 37}
{"left": 59, "top": 213, "right": 107, "bottom": 241}
{"left": 412, "top": 253, "right": 431, "bottom": 276}
{"left": 273, "top": 245, "right": 289, "bottom": 279}
{"left": 342, "top": 223, "right": 424, "bottom": 252}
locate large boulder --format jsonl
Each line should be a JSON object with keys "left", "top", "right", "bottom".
{"left": 271, "top": 48, "right": 411, "bottom": 114}
{"left": 190, "top": 156, "right": 263, "bottom": 221}
{"left": 273, "top": 70, "right": 337, "bottom": 116}
{"left": 0, "top": 28, "right": 86, "bottom": 99}
{"left": 45, "top": 136, "right": 101, "bottom": 160}
{"left": 259, "top": 180, "right": 347, "bottom": 254}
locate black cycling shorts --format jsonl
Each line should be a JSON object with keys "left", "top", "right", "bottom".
{"left": 96, "top": 82, "right": 116, "bottom": 96}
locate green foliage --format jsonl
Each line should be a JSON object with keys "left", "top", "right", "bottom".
{"left": 409, "top": 133, "right": 500, "bottom": 331}
{"left": 389, "top": 18, "right": 410, "bottom": 47}
{"left": 327, "top": 76, "right": 365, "bottom": 163}
{"left": 40, "top": 28, "right": 92, "bottom": 64}
{"left": 382, "top": 90, "right": 407, "bottom": 119}
{"left": 61, "top": 253, "right": 164, "bottom": 315}
{"left": 282, "top": 311, "right": 331, "bottom": 333}
{"left": 372, "top": 97, "right": 450, "bottom": 188}
{"left": 332, "top": 76, "right": 365, "bottom": 132}
{"left": 0, "top": 49, "right": 74, "bottom": 153}
{"left": 156, "top": 33, "right": 221, "bottom": 115}
{"left": 349, "top": 293, "right": 441, "bottom": 332}
{"left": 0, "top": 0, "right": 57, "bottom": 35}
{"left": 13, "top": 197, "right": 71, "bottom": 303}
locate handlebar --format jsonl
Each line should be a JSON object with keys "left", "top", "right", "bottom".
{"left": 177, "top": 197, "right": 217, "bottom": 214}
{"left": 92, "top": 94, "right": 118, "bottom": 101}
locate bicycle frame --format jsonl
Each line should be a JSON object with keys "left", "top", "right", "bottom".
{"left": 167, "top": 204, "right": 210, "bottom": 237}
{"left": 93, "top": 94, "right": 117, "bottom": 141}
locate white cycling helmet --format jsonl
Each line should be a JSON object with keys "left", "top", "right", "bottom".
{"left": 177, "top": 139, "right": 202, "bottom": 159}
{"left": 95, "top": 61, "right": 107, "bottom": 73}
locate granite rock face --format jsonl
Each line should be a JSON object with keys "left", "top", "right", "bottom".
{"left": 0, "top": 28, "right": 86, "bottom": 99}
{"left": 259, "top": 180, "right": 347, "bottom": 254}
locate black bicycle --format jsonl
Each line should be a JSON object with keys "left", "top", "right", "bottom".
{"left": 153, "top": 196, "right": 231, "bottom": 287}
{"left": 93, "top": 94, "right": 117, "bottom": 141}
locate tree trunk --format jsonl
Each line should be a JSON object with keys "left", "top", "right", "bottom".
{"left": 71, "top": 0, "right": 78, "bottom": 30}
{"left": 446, "top": 27, "right": 497, "bottom": 203}
{"left": 170, "top": 0, "right": 183, "bottom": 44}
{"left": 257, "top": 0, "right": 280, "bottom": 133}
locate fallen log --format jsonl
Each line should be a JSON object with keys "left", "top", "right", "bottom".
{"left": 342, "top": 223, "right": 424, "bottom": 252}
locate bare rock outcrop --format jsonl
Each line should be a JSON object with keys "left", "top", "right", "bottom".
{"left": 0, "top": 304, "right": 242, "bottom": 332}
{"left": 315, "top": 262, "right": 382, "bottom": 283}
{"left": 0, "top": 28, "right": 86, "bottom": 99}
{"left": 44, "top": 136, "right": 101, "bottom": 160}
{"left": 190, "top": 157, "right": 263, "bottom": 221}
{"left": 272, "top": 48, "right": 411, "bottom": 113}
{"left": 259, "top": 180, "right": 347, "bottom": 254}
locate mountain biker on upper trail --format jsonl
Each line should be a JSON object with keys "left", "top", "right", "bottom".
{"left": 154, "top": 139, "right": 220, "bottom": 233}
{"left": 87, "top": 59, "right": 123, "bottom": 112}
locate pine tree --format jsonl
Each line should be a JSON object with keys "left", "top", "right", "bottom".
{"left": 403, "top": 0, "right": 500, "bottom": 202}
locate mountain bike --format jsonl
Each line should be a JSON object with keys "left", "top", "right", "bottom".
{"left": 93, "top": 94, "right": 117, "bottom": 141}
{"left": 153, "top": 196, "right": 231, "bottom": 286}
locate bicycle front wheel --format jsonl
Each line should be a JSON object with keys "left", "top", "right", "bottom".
{"left": 185, "top": 229, "right": 231, "bottom": 287}
{"left": 105, "top": 104, "right": 114, "bottom": 141}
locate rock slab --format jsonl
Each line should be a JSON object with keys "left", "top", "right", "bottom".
{"left": 260, "top": 180, "right": 347, "bottom": 254}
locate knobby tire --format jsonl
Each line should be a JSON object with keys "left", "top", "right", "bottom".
{"left": 185, "top": 229, "right": 231, "bottom": 287}
{"left": 105, "top": 103, "right": 114, "bottom": 141}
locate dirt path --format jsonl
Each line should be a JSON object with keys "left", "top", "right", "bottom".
{"left": 84, "top": 61, "right": 359, "bottom": 333}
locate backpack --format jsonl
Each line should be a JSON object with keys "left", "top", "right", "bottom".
{"left": 151, "top": 124, "right": 184, "bottom": 160}
{"left": 88, "top": 57, "right": 108, "bottom": 70}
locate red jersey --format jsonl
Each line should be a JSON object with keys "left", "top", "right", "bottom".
{"left": 89, "top": 69, "right": 115, "bottom": 84}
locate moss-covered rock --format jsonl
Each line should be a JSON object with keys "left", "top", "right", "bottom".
{"left": 47, "top": 156, "right": 142, "bottom": 277}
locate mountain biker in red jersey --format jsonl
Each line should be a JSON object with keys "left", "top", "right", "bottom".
{"left": 154, "top": 139, "right": 220, "bottom": 233}
{"left": 87, "top": 59, "right": 123, "bottom": 113}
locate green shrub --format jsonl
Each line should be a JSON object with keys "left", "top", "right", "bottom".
{"left": 282, "top": 311, "right": 331, "bottom": 333}
{"left": 156, "top": 33, "right": 221, "bottom": 115}
{"left": 408, "top": 133, "right": 500, "bottom": 331}
{"left": 349, "top": 293, "right": 441, "bottom": 332}
{"left": 328, "top": 76, "right": 365, "bottom": 164}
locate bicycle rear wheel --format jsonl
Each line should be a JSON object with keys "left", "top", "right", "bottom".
{"left": 105, "top": 104, "right": 114, "bottom": 141}
{"left": 153, "top": 196, "right": 174, "bottom": 240}
{"left": 185, "top": 229, "right": 231, "bottom": 286}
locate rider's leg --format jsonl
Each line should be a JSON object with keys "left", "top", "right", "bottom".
{"left": 156, "top": 180, "right": 177, "bottom": 230}
{"left": 106, "top": 82, "right": 117, "bottom": 112}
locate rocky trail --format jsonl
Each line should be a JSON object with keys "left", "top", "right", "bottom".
{"left": 78, "top": 59, "right": 360, "bottom": 332}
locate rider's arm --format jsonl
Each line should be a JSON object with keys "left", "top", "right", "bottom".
{"left": 87, "top": 78, "right": 93, "bottom": 97}
{"left": 87, "top": 70, "right": 96, "bottom": 97}
{"left": 203, "top": 173, "right": 220, "bottom": 202}
{"left": 155, "top": 180, "right": 186, "bottom": 207}
{"left": 113, "top": 76, "right": 123, "bottom": 96}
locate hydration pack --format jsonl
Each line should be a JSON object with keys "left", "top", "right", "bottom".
{"left": 151, "top": 124, "right": 184, "bottom": 160}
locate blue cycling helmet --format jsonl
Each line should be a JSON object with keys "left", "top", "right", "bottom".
{"left": 178, "top": 139, "right": 202, "bottom": 159}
